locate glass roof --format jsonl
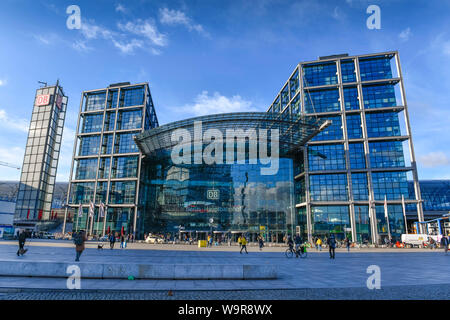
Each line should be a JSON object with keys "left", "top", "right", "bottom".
{"left": 134, "top": 112, "right": 329, "bottom": 156}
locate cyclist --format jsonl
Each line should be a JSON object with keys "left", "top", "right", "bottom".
{"left": 287, "top": 236, "right": 294, "bottom": 251}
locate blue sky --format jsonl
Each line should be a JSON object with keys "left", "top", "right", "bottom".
{"left": 0, "top": 0, "right": 449, "bottom": 181}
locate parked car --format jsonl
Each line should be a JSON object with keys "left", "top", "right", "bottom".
{"left": 145, "top": 236, "right": 165, "bottom": 244}
{"left": 38, "top": 232, "right": 55, "bottom": 239}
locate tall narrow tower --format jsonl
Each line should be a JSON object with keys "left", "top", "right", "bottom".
{"left": 14, "top": 81, "right": 68, "bottom": 231}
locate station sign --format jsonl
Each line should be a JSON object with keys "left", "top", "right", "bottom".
{"left": 35, "top": 94, "right": 50, "bottom": 106}
{"left": 207, "top": 189, "right": 219, "bottom": 200}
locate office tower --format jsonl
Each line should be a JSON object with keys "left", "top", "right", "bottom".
{"left": 64, "top": 82, "right": 158, "bottom": 236}
{"left": 268, "top": 51, "right": 424, "bottom": 244}
{"left": 14, "top": 81, "right": 68, "bottom": 230}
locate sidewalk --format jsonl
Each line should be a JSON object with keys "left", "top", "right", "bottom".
{"left": 1, "top": 241, "right": 449, "bottom": 292}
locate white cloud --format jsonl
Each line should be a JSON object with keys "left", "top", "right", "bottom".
{"left": 399, "top": 27, "right": 412, "bottom": 41}
{"left": 159, "top": 8, "right": 208, "bottom": 37}
{"left": 112, "top": 38, "right": 144, "bottom": 54}
{"left": 419, "top": 151, "right": 450, "bottom": 168}
{"left": 72, "top": 40, "right": 92, "bottom": 52}
{"left": 115, "top": 4, "right": 127, "bottom": 13}
{"left": 174, "top": 91, "right": 258, "bottom": 117}
{"left": 0, "top": 79, "right": 7, "bottom": 86}
{"left": 33, "top": 34, "right": 59, "bottom": 45}
{"left": 118, "top": 20, "right": 168, "bottom": 47}
{"left": 0, "top": 109, "right": 29, "bottom": 133}
{"left": 80, "top": 20, "right": 114, "bottom": 40}
{"left": 332, "top": 7, "right": 345, "bottom": 21}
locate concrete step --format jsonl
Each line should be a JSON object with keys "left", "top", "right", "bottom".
{"left": 0, "top": 260, "right": 277, "bottom": 280}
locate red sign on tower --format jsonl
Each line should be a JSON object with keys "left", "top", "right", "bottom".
{"left": 35, "top": 94, "right": 50, "bottom": 106}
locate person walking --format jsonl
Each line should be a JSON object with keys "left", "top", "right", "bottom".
{"left": 258, "top": 235, "right": 265, "bottom": 251}
{"left": 109, "top": 232, "right": 116, "bottom": 249}
{"left": 240, "top": 235, "right": 248, "bottom": 254}
{"left": 74, "top": 230, "right": 87, "bottom": 262}
{"left": 441, "top": 235, "right": 449, "bottom": 255}
{"left": 316, "top": 237, "right": 322, "bottom": 251}
{"left": 120, "top": 233, "right": 125, "bottom": 249}
{"left": 327, "top": 234, "right": 336, "bottom": 259}
{"left": 17, "top": 230, "right": 28, "bottom": 256}
{"left": 345, "top": 237, "right": 351, "bottom": 252}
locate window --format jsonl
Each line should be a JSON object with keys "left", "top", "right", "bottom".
{"left": 349, "top": 143, "right": 366, "bottom": 169}
{"left": 346, "top": 114, "right": 362, "bottom": 139}
{"left": 104, "top": 112, "right": 116, "bottom": 131}
{"left": 120, "top": 87, "right": 145, "bottom": 107}
{"left": 289, "top": 69, "right": 299, "bottom": 98}
{"left": 341, "top": 60, "right": 356, "bottom": 83}
{"left": 311, "top": 116, "right": 343, "bottom": 141}
{"left": 281, "top": 85, "right": 289, "bottom": 110}
{"left": 304, "top": 88, "right": 340, "bottom": 113}
{"left": 111, "top": 156, "right": 138, "bottom": 178}
{"left": 115, "top": 132, "right": 139, "bottom": 153}
{"left": 78, "top": 135, "right": 100, "bottom": 156}
{"left": 75, "top": 158, "right": 98, "bottom": 180}
{"left": 82, "top": 114, "right": 103, "bottom": 133}
{"left": 117, "top": 109, "right": 142, "bottom": 130}
{"left": 101, "top": 134, "right": 114, "bottom": 154}
{"left": 372, "top": 171, "right": 409, "bottom": 200}
{"left": 369, "top": 141, "right": 405, "bottom": 168}
{"left": 85, "top": 92, "right": 106, "bottom": 111}
{"left": 311, "top": 206, "right": 350, "bottom": 240}
{"left": 308, "top": 144, "right": 346, "bottom": 171}
{"left": 362, "top": 84, "right": 397, "bottom": 109}
{"left": 310, "top": 174, "right": 348, "bottom": 201}
{"left": 352, "top": 173, "right": 369, "bottom": 200}
{"left": 366, "top": 112, "right": 401, "bottom": 138}
{"left": 359, "top": 57, "right": 392, "bottom": 81}
{"left": 303, "top": 63, "right": 338, "bottom": 87}
{"left": 109, "top": 181, "right": 136, "bottom": 204}
{"left": 107, "top": 90, "right": 118, "bottom": 109}
{"left": 343, "top": 87, "right": 359, "bottom": 110}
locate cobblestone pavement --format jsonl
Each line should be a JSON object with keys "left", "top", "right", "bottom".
{"left": 0, "top": 285, "right": 448, "bottom": 300}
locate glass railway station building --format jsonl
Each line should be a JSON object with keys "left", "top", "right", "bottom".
{"left": 65, "top": 51, "right": 428, "bottom": 244}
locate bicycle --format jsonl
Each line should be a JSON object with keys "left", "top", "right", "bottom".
{"left": 285, "top": 244, "right": 307, "bottom": 258}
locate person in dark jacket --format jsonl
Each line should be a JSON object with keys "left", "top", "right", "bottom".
{"left": 294, "top": 234, "right": 303, "bottom": 257}
{"left": 17, "top": 230, "right": 28, "bottom": 256}
{"left": 109, "top": 232, "right": 116, "bottom": 249}
{"left": 258, "top": 235, "right": 265, "bottom": 251}
{"left": 327, "top": 234, "right": 336, "bottom": 259}
{"left": 345, "top": 237, "right": 351, "bottom": 252}
{"left": 441, "top": 235, "right": 449, "bottom": 255}
{"left": 74, "top": 230, "right": 87, "bottom": 261}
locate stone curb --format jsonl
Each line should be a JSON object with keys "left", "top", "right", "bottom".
{"left": 0, "top": 261, "right": 278, "bottom": 280}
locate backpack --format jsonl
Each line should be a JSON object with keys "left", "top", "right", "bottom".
{"left": 330, "top": 237, "right": 336, "bottom": 248}
{"left": 73, "top": 233, "right": 83, "bottom": 246}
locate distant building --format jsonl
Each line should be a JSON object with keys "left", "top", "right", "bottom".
{"left": 13, "top": 82, "right": 68, "bottom": 231}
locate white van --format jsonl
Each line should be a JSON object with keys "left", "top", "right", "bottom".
{"left": 401, "top": 234, "right": 438, "bottom": 247}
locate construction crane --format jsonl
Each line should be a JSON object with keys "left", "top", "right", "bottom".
{"left": 0, "top": 161, "right": 20, "bottom": 170}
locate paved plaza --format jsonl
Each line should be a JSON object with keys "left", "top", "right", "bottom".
{"left": 0, "top": 240, "right": 448, "bottom": 299}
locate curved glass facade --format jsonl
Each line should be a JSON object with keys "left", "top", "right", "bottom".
{"left": 139, "top": 152, "right": 296, "bottom": 242}
{"left": 135, "top": 112, "right": 324, "bottom": 241}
